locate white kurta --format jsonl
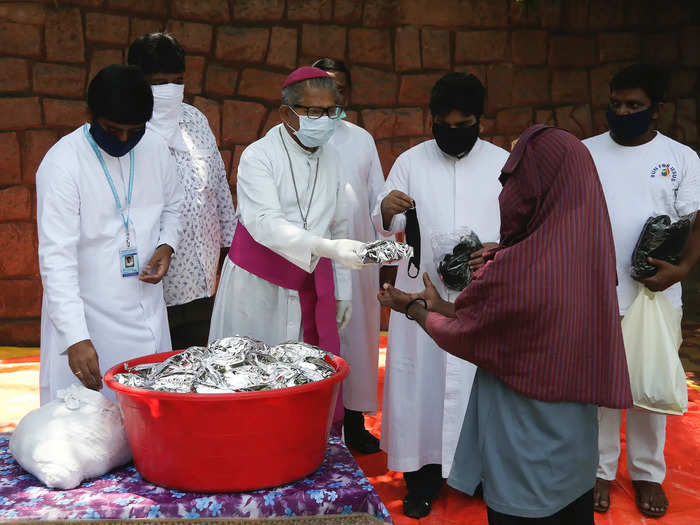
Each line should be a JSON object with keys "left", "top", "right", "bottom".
{"left": 209, "top": 124, "right": 351, "bottom": 346}
{"left": 328, "top": 120, "right": 385, "bottom": 412}
{"left": 37, "top": 126, "right": 183, "bottom": 404}
{"left": 372, "top": 138, "right": 508, "bottom": 476}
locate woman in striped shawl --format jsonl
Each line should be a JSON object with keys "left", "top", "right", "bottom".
{"left": 378, "top": 125, "right": 632, "bottom": 525}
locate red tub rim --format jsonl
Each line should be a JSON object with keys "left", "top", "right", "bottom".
{"left": 104, "top": 350, "right": 349, "bottom": 401}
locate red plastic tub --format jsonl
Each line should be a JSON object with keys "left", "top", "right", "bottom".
{"left": 104, "top": 350, "right": 349, "bottom": 492}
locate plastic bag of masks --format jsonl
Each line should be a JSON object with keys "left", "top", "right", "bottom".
{"left": 432, "top": 229, "right": 483, "bottom": 292}
{"left": 631, "top": 214, "right": 694, "bottom": 279}
{"left": 9, "top": 384, "right": 132, "bottom": 489}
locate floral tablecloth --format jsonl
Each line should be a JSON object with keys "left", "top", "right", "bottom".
{"left": 0, "top": 436, "right": 391, "bottom": 522}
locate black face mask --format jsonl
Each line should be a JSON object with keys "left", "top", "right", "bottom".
{"left": 606, "top": 107, "right": 654, "bottom": 140}
{"left": 404, "top": 207, "right": 421, "bottom": 278}
{"left": 432, "top": 121, "right": 479, "bottom": 158}
{"left": 89, "top": 121, "right": 145, "bottom": 157}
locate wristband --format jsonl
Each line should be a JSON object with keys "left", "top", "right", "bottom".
{"left": 405, "top": 297, "right": 427, "bottom": 321}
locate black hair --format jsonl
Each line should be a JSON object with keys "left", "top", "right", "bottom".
{"left": 430, "top": 72, "right": 485, "bottom": 119}
{"left": 127, "top": 32, "right": 186, "bottom": 75}
{"left": 87, "top": 65, "right": 153, "bottom": 124}
{"left": 609, "top": 64, "right": 669, "bottom": 105}
{"left": 312, "top": 58, "right": 351, "bottom": 87}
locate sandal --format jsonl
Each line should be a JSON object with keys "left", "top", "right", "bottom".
{"left": 632, "top": 480, "right": 668, "bottom": 518}
{"left": 593, "top": 477, "right": 611, "bottom": 513}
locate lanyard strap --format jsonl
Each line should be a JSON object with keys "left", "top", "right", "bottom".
{"left": 83, "top": 124, "right": 135, "bottom": 245}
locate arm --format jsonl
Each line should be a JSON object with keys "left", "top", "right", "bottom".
{"left": 156, "top": 152, "right": 183, "bottom": 254}
{"left": 140, "top": 152, "right": 183, "bottom": 284}
{"left": 637, "top": 211, "right": 700, "bottom": 291}
{"left": 237, "top": 147, "right": 319, "bottom": 272}
{"left": 213, "top": 148, "right": 238, "bottom": 247}
{"left": 37, "top": 161, "right": 90, "bottom": 352}
{"left": 371, "top": 156, "right": 413, "bottom": 235}
{"left": 636, "top": 152, "right": 700, "bottom": 292}
{"left": 37, "top": 161, "right": 102, "bottom": 389}
{"left": 377, "top": 281, "right": 474, "bottom": 362}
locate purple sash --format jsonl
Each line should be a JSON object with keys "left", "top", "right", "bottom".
{"left": 229, "top": 224, "right": 343, "bottom": 421}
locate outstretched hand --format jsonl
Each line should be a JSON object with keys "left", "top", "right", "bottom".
{"left": 419, "top": 273, "right": 441, "bottom": 309}
{"left": 378, "top": 283, "right": 415, "bottom": 313}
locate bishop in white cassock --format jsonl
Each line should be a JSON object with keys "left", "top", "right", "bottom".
{"left": 209, "top": 122, "right": 353, "bottom": 344}
{"left": 372, "top": 73, "right": 509, "bottom": 518}
{"left": 209, "top": 68, "right": 367, "bottom": 423}
{"left": 37, "top": 65, "right": 182, "bottom": 404}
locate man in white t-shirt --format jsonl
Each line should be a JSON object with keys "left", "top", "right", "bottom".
{"left": 584, "top": 64, "right": 700, "bottom": 519}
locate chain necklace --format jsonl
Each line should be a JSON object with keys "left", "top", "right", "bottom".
{"left": 279, "top": 127, "right": 319, "bottom": 230}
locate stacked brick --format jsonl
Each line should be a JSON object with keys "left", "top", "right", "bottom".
{"left": 0, "top": 0, "right": 698, "bottom": 344}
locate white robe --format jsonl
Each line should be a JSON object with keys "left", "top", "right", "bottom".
{"left": 209, "top": 124, "right": 351, "bottom": 346}
{"left": 372, "top": 138, "right": 508, "bottom": 476}
{"left": 36, "top": 126, "right": 183, "bottom": 404}
{"left": 328, "top": 120, "right": 385, "bottom": 412}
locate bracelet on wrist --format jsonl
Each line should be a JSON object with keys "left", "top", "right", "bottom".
{"left": 405, "top": 297, "right": 427, "bottom": 321}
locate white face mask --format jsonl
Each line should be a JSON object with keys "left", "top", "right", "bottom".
{"left": 148, "top": 83, "right": 184, "bottom": 148}
{"left": 285, "top": 107, "right": 337, "bottom": 148}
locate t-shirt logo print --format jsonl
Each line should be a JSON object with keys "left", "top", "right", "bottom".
{"left": 650, "top": 163, "right": 678, "bottom": 182}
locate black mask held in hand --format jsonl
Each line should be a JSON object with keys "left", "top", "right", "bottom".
{"left": 606, "top": 107, "right": 653, "bottom": 141}
{"left": 404, "top": 207, "right": 421, "bottom": 278}
{"left": 432, "top": 121, "right": 479, "bottom": 159}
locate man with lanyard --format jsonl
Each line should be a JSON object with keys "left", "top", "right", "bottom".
{"left": 584, "top": 64, "right": 700, "bottom": 518}
{"left": 36, "top": 65, "right": 182, "bottom": 403}
{"left": 371, "top": 72, "right": 509, "bottom": 517}
{"left": 209, "top": 67, "right": 367, "bottom": 422}
{"left": 312, "top": 58, "right": 386, "bottom": 454}
{"left": 128, "top": 33, "right": 237, "bottom": 349}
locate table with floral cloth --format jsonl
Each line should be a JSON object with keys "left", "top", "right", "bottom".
{"left": 0, "top": 435, "right": 391, "bottom": 522}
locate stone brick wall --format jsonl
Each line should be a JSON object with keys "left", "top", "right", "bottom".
{"left": 0, "top": 0, "right": 698, "bottom": 345}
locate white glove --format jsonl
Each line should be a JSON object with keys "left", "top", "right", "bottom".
{"left": 311, "top": 237, "right": 365, "bottom": 270}
{"left": 336, "top": 300, "right": 352, "bottom": 332}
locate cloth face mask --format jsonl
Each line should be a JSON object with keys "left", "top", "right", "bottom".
{"left": 606, "top": 107, "right": 653, "bottom": 140}
{"left": 404, "top": 207, "right": 421, "bottom": 278}
{"left": 89, "top": 122, "right": 145, "bottom": 157}
{"left": 286, "top": 108, "right": 337, "bottom": 148}
{"left": 433, "top": 121, "right": 479, "bottom": 158}
{"left": 148, "top": 83, "right": 185, "bottom": 150}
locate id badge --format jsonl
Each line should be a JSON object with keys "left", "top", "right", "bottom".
{"left": 119, "top": 247, "right": 139, "bottom": 277}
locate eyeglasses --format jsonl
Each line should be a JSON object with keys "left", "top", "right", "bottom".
{"left": 290, "top": 105, "right": 343, "bottom": 119}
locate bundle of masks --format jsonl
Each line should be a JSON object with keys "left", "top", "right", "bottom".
{"left": 433, "top": 230, "right": 484, "bottom": 291}
{"left": 113, "top": 337, "right": 336, "bottom": 393}
{"left": 631, "top": 214, "right": 694, "bottom": 279}
{"left": 357, "top": 240, "right": 413, "bottom": 264}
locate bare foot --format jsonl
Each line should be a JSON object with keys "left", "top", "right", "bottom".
{"left": 633, "top": 480, "right": 668, "bottom": 518}
{"left": 593, "top": 477, "right": 611, "bottom": 513}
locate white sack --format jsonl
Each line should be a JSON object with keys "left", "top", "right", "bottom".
{"left": 9, "top": 383, "right": 132, "bottom": 489}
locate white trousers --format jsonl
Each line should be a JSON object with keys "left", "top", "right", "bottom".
{"left": 597, "top": 406, "right": 667, "bottom": 483}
